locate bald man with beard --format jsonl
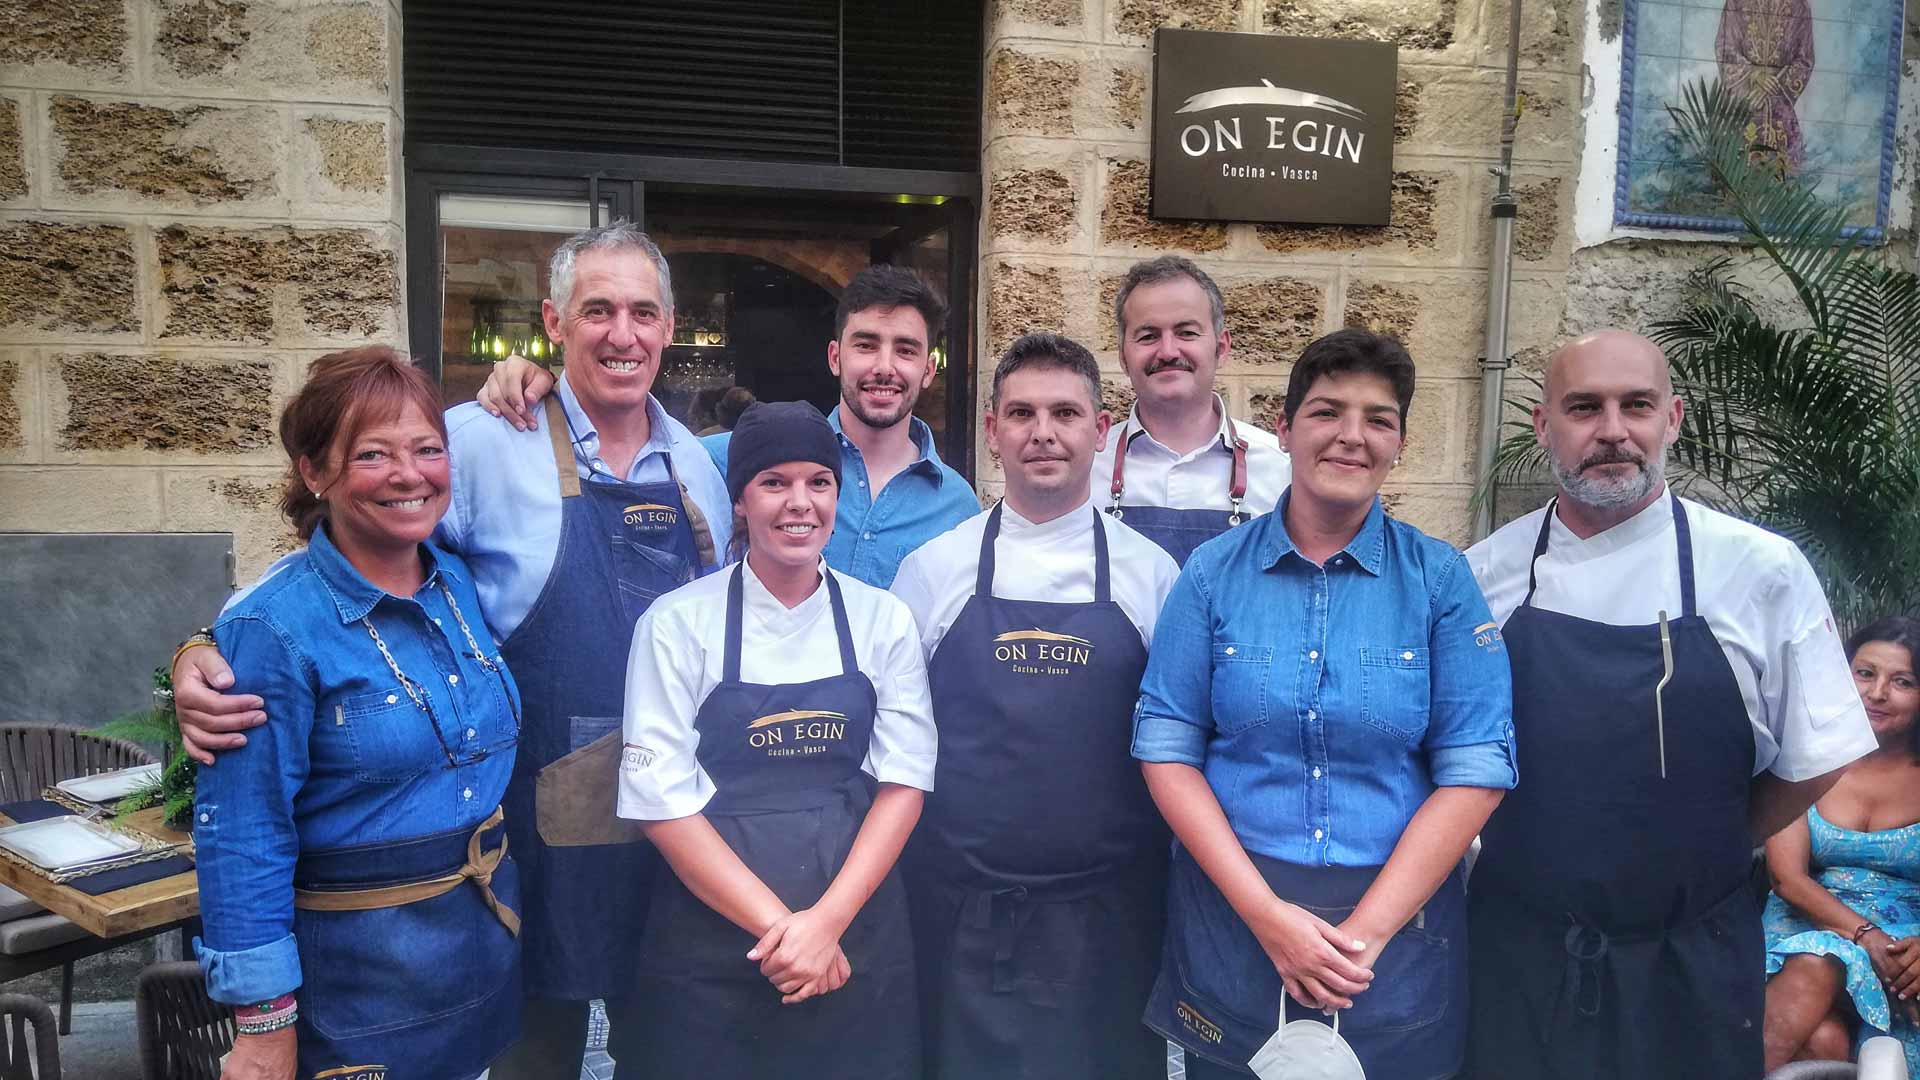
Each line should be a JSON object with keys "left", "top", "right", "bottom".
{"left": 1461, "top": 330, "right": 1875, "bottom": 1079}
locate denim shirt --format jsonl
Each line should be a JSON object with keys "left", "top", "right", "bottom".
{"left": 193, "top": 527, "right": 521, "bottom": 1005}
{"left": 820, "top": 407, "right": 979, "bottom": 589}
{"left": 1132, "top": 494, "right": 1516, "bottom": 867}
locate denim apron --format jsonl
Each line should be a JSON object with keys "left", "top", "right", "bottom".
{"left": 909, "top": 504, "right": 1168, "bottom": 1080}
{"left": 612, "top": 566, "right": 920, "bottom": 1078}
{"left": 1105, "top": 420, "right": 1249, "bottom": 567}
{"left": 1147, "top": 849, "right": 1468, "bottom": 1079}
{"left": 1467, "top": 495, "right": 1761, "bottom": 1080}
{"left": 290, "top": 810, "right": 521, "bottom": 1079}
{"left": 498, "top": 398, "right": 702, "bottom": 1000}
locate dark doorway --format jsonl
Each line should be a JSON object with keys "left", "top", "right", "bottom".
{"left": 655, "top": 255, "right": 839, "bottom": 431}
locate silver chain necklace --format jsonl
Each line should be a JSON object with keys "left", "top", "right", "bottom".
{"left": 361, "top": 581, "right": 501, "bottom": 714}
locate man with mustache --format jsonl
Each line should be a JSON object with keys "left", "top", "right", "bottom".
{"left": 1093, "top": 256, "right": 1292, "bottom": 565}
{"left": 170, "top": 221, "right": 736, "bottom": 1077}
{"left": 481, "top": 263, "right": 978, "bottom": 588}
{"left": 890, "top": 333, "right": 1181, "bottom": 1078}
{"left": 1462, "top": 329, "right": 1874, "bottom": 1079}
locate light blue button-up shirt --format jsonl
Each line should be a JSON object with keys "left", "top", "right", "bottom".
{"left": 1131, "top": 493, "right": 1517, "bottom": 867}
{"left": 820, "top": 406, "right": 978, "bottom": 589}
{"left": 438, "top": 375, "right": 733, "bottom": 640}
{"left": 195, "top": 529, "right": 520, "bottom": 1003}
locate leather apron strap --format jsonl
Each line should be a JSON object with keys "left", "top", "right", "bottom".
{"left": 544, "top": 394, "right": 716, "bottom": 568}
{"left": 293, "top": 806, "right": 521, "bottom": 937}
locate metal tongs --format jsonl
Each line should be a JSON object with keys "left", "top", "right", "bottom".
{"left": 1655, "top": 611, "right": 1673, "bottom": 779}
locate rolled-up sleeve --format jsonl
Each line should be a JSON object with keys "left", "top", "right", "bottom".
{"left": 1131, "top": 562, "right": 1217, "bottom": 767}
{"left": 1423, "top": 553, "right": 1518, "bottom": 790}
{"left": 617, "top": 603, "right": 717, "bottom": 820}
{"left": 863, "top": 596, "right": 937, "bottom": 791}
{"left": 194, "top": 615, "right": 310, "bottom": 1005}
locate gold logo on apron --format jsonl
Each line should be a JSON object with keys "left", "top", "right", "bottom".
{"left": 313, "top": 1067, "right": 389, "bottom": 1080}
{"left": 622, "top": 503, "right": 680, "bottom": 529}
{"left": 991, "top": 628, "right": 1095, "bottom": 675}
{"left": 1176, "top": 1001, "right": 1225, "bottom": 1045}
{"left": 746, "top": 709, "right": 850, "bottom": 755}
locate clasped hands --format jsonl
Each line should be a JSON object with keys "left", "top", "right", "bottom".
{"left": 749, "top": 906, "right": 854, "bottom": 1005}
{"left": 1863, "top": 929, "right": 1920, "bottom": 1025}
{"left": 1252, "top": 896, "right": 1383, "bottom": 1013}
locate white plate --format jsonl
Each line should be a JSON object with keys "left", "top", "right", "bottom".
{"left": 55, "top": 763, "right": 162, "bottom": 804}
{"left": 0, "top": 816, "right": 144, "bottom": 871}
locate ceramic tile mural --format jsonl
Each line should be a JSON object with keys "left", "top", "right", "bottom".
{"left": 1615, "top": 0, "right": 1904, "bottom": 237}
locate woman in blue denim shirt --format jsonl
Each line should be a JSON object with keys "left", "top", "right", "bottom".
{"left": 1132, "top": 329, "right": 1517, "bottom": 1079}
{"left": 194, "top": 347, "right": 522, "bottom": 1080}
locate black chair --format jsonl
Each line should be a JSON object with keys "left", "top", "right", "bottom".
{"left": 0, "top": 993, "right": 58, "bottom": 1080}
{"left": 135, "top": 961, "right": 235, "bottom": 1080}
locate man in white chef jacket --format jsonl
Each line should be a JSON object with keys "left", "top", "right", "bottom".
{"left": 1092, "top": 255, "right": 1291, "bottom": 565}
{"left": 1461, "top": 328, "right": 1875, "bottom": 1080}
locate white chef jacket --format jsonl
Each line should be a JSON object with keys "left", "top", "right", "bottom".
{"left": 617, "top": 558, "right": 937, "bottom": 821}
{"left": 1091, "top": 394, "right": 1291, "bottom": 517}
{"left": 889, "top": 497, "right": 1181, "bottom": 659}
{"left": 1466, "top": 492, "right": 1875, "bottom": 781}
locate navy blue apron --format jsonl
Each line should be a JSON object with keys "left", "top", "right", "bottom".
{"left": 1106, "top": 419, "right": 1249, "bottom": 567}
{"left": 909, "top": 503, "right": 1168, "bottom": 1080}
{"left": 612, "top": 566, "right": 919, "bottom": 1078}
{"left": 290, "top": 810, "right": 521, "bottom": 1079}
{"left": 1148, "top": 849, "right": 1468, "bottom": 1079}
{"left": 1467, "top": 495, "right": 1761, "bottom": 1080}
{"left": 498, "top": 397, "right": 702, "bottom": 1001}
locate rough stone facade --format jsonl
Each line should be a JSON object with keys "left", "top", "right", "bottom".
{"left": 980, "top": 0, "right": 1583, "bottom": 545}
{"left": 0, "top": 0, "right": 404, "bottom": 580}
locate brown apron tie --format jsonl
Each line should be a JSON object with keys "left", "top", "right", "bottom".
{"left": 293, "top": 806, "right": 521, "bottom": 937}
{"left": 544, "top": 396, "right": 717, "bottom": 568}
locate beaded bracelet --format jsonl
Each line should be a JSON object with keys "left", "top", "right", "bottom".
{"left": 236, "top": 993, "right": 297, "bottom": 1035}
{"left": 1852, "top": 922, "right": 1881, "bottom": 944}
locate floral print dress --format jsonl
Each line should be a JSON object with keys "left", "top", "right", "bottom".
{"left": 1765, "top": 805, "right": 1920, "bottom": 1073}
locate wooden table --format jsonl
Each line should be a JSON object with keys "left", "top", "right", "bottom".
{"left": 0, "top": 806, "right": 198, "bottom": 938}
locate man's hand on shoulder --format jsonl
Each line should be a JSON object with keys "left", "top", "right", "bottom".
{"left": 477, "top": 355, "right": 557, "bottom": 432}
{"left": 172, "top": 646, "right": 265, "bottom": 765}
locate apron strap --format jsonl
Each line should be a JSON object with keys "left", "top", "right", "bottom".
{"left": 1093, "top": 506, "right": 1112, "bottom": 604}
{"left": 292, "top": 805, "right": 521, "bottom": 937}
{"left": 823, "top": 571, "right": 859, "bottom": 677}
{"left": 1107, "top": 424, "right": 1135, "bottom": 514}
{"left": 544, "top": 397, "right": 581, "bottom": 499}
{"left": 1669, "top": 494, "right": 1698, "bottom": 618}
{"left": 723, "top": 563, "right": 747, "bottom": 683}
{"left": 1224, "top": 414, "right": 1248, "bottom": 524}
{"left": 976, "top": 502, "right": 1006, "bottom": 597}
{"left": 663, "top": 451, "right": 718, "bottom": 571}
{"left": 1521, "top": 498, "right": 1556, "bottom": 607}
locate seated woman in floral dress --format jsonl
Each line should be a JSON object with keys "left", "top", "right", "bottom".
{"left": 1763, "top": 615, "right": 1920, "bottom": 1073}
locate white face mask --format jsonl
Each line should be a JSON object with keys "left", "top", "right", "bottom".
{"left": 1246, "top": 996, "right": 1366, "bottom": 1080}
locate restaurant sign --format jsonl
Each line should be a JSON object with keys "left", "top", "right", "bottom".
{"left": 1151, "top": 29, "right": 1397, "bottom": 226}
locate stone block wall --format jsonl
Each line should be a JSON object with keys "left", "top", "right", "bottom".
{"left": 978, "top": 0, "right": 1583, "bottom": 542}
{"left": 0, "top": 0, "right": 405, "bottom": 579}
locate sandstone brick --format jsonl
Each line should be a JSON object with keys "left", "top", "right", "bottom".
{"left": 1249, "top": 387, "right": 1290, "bottom": 433}
{"left": 1222, "top": 278, "right": 1325, "bottom": 364}
{"left": 155, "top": 225, "right": 400, "bottom": 345}
{"left": 303, "top": 117, "right": 384, "bottom": 192}
{"left": 1344, "top": 272, "right": 1566, "bottom": 378}
{"left": 156, "top": 0, "right": 250, "bottom": 77}
{"left": 989, "top": 167, "right": 1079, "bottom": 244}
{"left": 996, "top": 0, "right": 1082, "bottom": 29}
{"left": 1255, "top": 171, "right": 1448, "bottom": 255}
{"left": 0, "top": 223, "right": 141, "bottom": 338}
{"left": 0, "top": 355, "right": 20, "bottom": 450}
{"left": 49, "top": 96, "right": 281, "bottom": 208}
{"left": 1378, "top": 485, "right": 1472, "bottom": 546}
{"left": 295, "top": 112, "right": 390, "bottom": 215}
{"left": 307, "top": 6, "right": 386, "bottom": 89}
{"left": 55, "top": 352, "right": 275, "bottom": 456}
{"left": 1097, "top": 274, "right": 1126, "bottom": 352}
{"left": 1398, "top": 68, "right": 1577, "bottom": 163}
{"left": 989, "top": 48, "right": 1079, "bottom": 136}
{"left": 1102, "top": 375, "right": 1137, "bottom": 420}
{"left": 1101, "top": 158, "right": 1230, "bottom": 253}
{"left": 1264, "top": 0, "right": 1457, "bottom": 51}
{"left": 1105, "top": 64, "right": 1148, "bottom": 132}
{"left": 1392, "top": 375, "right": 1456, "bottom": 481}
{"left": 1114, "top": 0, "right": 1241, "bottom": 38}
{"left": 0, "top": 0, "right": 128, "bottom": 74}
{"left": 163, "top": 470, "right": 299, "bottom": 578}
{"left": 1480, "top": 0, "right": 1578, "bottom": 69}
{"left": 1394, "top": 79, "right": 1421, "bottom": 141}
{"left": 0, "top": 467, "right": 165, "bottom": 531}
{"left": 1510, "top": 175, "right": 1565, "bottom": 262}
{"left": 987, "top": 263, "right": 1069, "bottom": 359}
{"left": 152, "top": 1, "right": 390, "bottom": 103}
{"left": 0, "top": 97, "right": 26, "bottom": 202}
